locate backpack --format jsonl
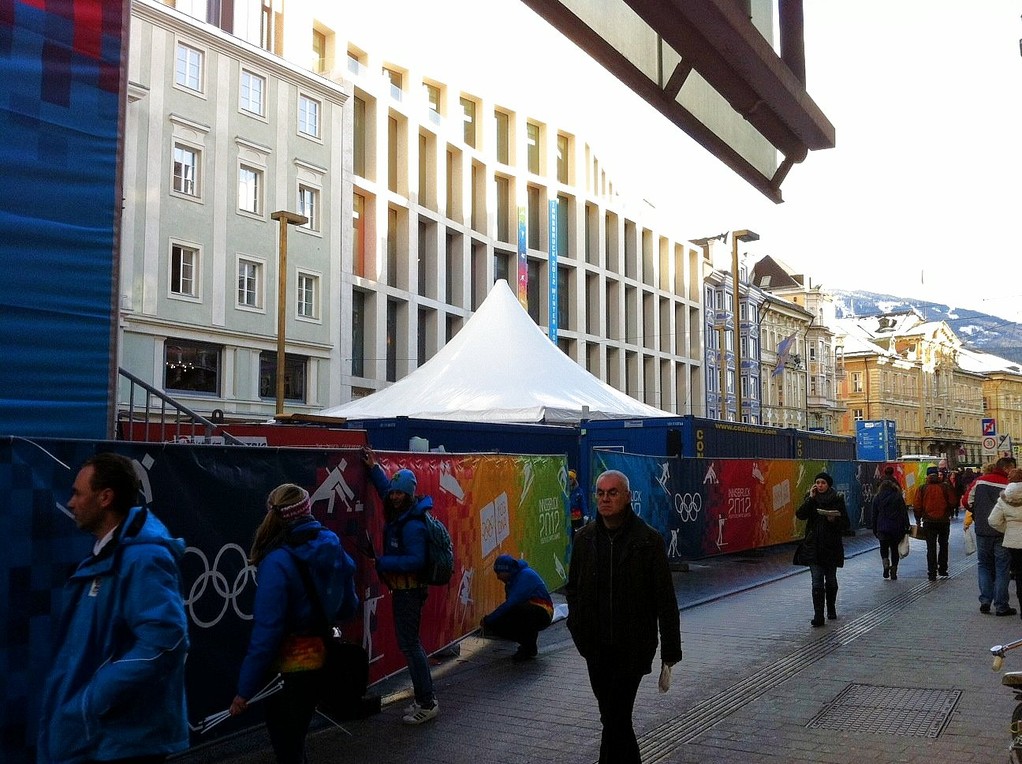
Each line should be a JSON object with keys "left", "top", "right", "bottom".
{"left": 918, "top": 482, "right": 953, "bottom": 521}
{"left": 419, "top": 511, "right": 454, "bottom": 586}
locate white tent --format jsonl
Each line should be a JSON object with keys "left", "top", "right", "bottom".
{"left": 317, "top": 280, "right": 673, "bottom": 424}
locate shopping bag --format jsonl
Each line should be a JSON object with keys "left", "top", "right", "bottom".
{"left": 897, "top": 535, "right": 910, "bottom": 559}
{"left": 964, "top": 525, "right": 977, "bottom": 556}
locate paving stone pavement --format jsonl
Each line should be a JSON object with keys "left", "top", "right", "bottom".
{"left": 177, "top": 518, "right": 1022, "bottom": 763}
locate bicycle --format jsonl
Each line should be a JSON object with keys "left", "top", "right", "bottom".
{"left": 990, "top": 637, "right": 1022, "bottom": 762}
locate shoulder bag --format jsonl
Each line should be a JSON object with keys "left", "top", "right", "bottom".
{"left": 293, "top": 558, "right": 371, "bottom": 721}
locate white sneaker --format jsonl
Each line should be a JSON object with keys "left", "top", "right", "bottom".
{"left": 403, "top": 700, "right": 420, "bottom": 716}
{"left": 402, "top": 701, "right": 439, "bottom": 725}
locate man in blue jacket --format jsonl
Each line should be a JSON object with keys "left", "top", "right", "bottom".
{"left": 362, "top": 448, "right": 439, "bottom": 725}
{"left": 38, "top": 452, "right": 189, "bottom": 764}
{"left": 480, "top": 554, "right": 553, "bottom": 661}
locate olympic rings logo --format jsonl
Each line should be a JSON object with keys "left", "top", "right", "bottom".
{"left": 183, "top": 544, "right": 257, "bottom": 629}
{"left": 674, "top": 493, "right": 702, "bottom": 522}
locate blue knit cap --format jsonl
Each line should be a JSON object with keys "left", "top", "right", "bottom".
{"left": 493, "top": 554, "right": 519, "bottom": 575}
{"left": 388, "top": 468, "right": 417, "bottom": 497}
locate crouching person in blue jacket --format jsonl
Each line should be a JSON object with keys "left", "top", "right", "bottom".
{"left": 481, "top": 554, "right": 553, "bottom": 662}
{"left": 38, "top": 452, "right": 190, "bottom": 764}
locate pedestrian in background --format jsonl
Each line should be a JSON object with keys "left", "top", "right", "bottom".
{"left": 38, "top": 452, "right": 190, "bottom": 764}
{"left": 967, "top": 455, "right": 1018, "bottom": 616}
{"left": 230, "top": 483, "right": 358, "bottom": 764}
{"left": 568, "top": 469, "right": 588, "bottom": 536}
{"left": 871, "top": 470, "right": 910, "bottom": 580}
{"left": 913, "top": 465, "right": 955, "bottom": 581}
{"left": 363, "top": 447, "right": 440, "bottom": 725}
{"left": 988, "top": 468, "right": 1022, "bottom": 618}
{"left": 566, "top": 469, "right": 683, "bottom": 764}
{"left": 795, "top": 472, "right": 850, "bottom": 627}
{"left": 480, "top": 553, "right": 553, "bottom": 661}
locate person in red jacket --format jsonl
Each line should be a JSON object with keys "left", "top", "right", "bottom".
{"left": 913, "top": 466, "right": 955, "bottom": 581}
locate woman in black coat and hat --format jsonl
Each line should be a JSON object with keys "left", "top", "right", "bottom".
{"left": 795, "top": 472, "right": 850, "bottom": 627}
{"left": 871, "top": 469, "right": 910, "bottom": 580}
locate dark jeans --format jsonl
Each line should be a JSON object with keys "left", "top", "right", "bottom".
{"left": 976, "top": 534, "right": 1011, "bottom": 611}
{"left": 265, "top": 669, "right": 321, "bottom": 764}
{"left": 484, "top": 603, "right": 552, "bottom": 650}
{"left": 923, "top": 521, "right": 950, "bottom": 576}
{"left": 585, "top": 651, "right": 645, "bottom": 764}
{"left": 808, "top": 563, "right": 838, "bottom": 591}
{"left": 392, "top": 587, "right": 435, "bottom": 706}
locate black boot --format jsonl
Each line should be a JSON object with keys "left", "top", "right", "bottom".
{"left": 811, "top": 588, "right": 825, "bottom": 627}
{"left": 826, "top": 584, "right": 838, "bottom": 620}
{"left": 889, "top": 561, "right": 898, "bottom": 580}
{"left": 882, "top": 556, "right": 890, "bottom": 579}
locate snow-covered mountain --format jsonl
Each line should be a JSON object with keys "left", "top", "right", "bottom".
{"left": 828, "top": 289, "right": 1022, "bottom": 365}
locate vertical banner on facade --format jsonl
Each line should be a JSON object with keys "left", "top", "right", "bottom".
{"left": 548, "top": 198, "right": 559, "bottom": 341}
{"left": 1, "top": 439, "right": 569, "bottom": 760}
{"left": 0, "top": 0, "right": 127, "bottom": 438}
{"left": 516, "top": 206, "right": 528, "bottom": 308}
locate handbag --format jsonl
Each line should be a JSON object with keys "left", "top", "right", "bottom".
{"left": 897, "top": 534, "right": 910, "bottom": 559}
{"left": 908, "top": 524, "right": 925, "bottom": 540}
{"left": 293, "top": 559, "right": 371, "bottom": 720}
{"left": 792, "top": 530, "right": 814, "bottom": 566}
{"left": 964, "top": 525, "right": 977, "bottom": 556}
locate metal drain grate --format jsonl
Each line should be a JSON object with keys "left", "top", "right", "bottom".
{"left": 806, "top": 683, "right": 961, "bottom": 738}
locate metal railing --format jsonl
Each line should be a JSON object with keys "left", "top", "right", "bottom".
{"left": 117, "top": 367, "right": 244, "bottom": 445}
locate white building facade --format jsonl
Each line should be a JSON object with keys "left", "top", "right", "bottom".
{"left": 119, "top": 0, "right": 708, "bottom": 421}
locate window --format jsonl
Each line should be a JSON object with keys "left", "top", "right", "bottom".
{"left": 240, "top": 70, "right": 265, "bottom": 116}
{"left": 172, "top": 144, "right": 199, "bottom": 197}
{"left": 164, "top": 339, "right": 220, "bottom": 394}
{"left": 353, "top": 96, "right": 366, "bottom": 176}
{"left": 238, "top": 164, "right": 262, "bottom": 215}
{"left": 353, "top": 192, "right": 366, "bottom": 277}
{"left": 495, "top": 110, "right": 510, "bottom": 164}
{"left": 175, "top": 42, "right": 203, "bottom": 92}
{"left": 298, "top": 185, "right": 319, "bottom": 231}
{"left": 526, "top": 121, "right": 540, "bottom": 174}
{"left": 351, "top": 290, "right": 365, "bottom": 377}
{"left": 237, "top": 257, "right": 263, "bottom": 308}
{"left": 424, "top": 82, "right": 441, "bottom": 113}
{"left": 170, "top": 244, "right": 197, "bottom": 297}
{"left": 556, "top": 133, "right": 569, "bottom": 183}
{"left": 852, "top": 371, "right": 863, "bottom": 393}
{"left": 259, "top": 352, "right": 307, "bottom": 402}
{"left": 298, "top": 94, "right": 320, "bottom": 138}
{"left": 460, "top": 96, "right": 476, "bottom": 147}
{"left": 296, "top": 272, "right": 318, "bottom": 319}
{"left": 853, "top": 408, "right": 864, "bottom": 421}
{"left": 312, "top": 29, "right": 327, "bottom": 73}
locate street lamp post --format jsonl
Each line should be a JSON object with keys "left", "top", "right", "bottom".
{"left": 270, "top": 210, "right": 308, "bottom": 417}
{"left": 731, "top": 229, "right": 759, "bottom": 422}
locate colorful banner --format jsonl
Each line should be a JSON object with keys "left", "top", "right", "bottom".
{"left": 591, "top": 453, "right": 879, "bottom": 561}
{"left": 1, "top": 438, "right": 568, "bottom": 761}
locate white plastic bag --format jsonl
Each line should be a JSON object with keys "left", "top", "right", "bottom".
{"left": 658, "top": 662, "right": 672, "bottom": 693}
{"left": 897, "top": 534, "right": 910, "bottom": 559}
{"left": 964, "top": 525, "right": 977, "bottom": 556}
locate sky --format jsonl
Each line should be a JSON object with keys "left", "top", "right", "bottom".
{"left": 347, "top": 1, "right": 1022, "bottom": 321}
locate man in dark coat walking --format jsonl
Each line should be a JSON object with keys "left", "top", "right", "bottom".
{"left": 565, "top": 469, "right": 682, "bottom": 764}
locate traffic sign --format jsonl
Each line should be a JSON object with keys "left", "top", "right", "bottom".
{"left": 983, "top": 435, "right": 997, "bottom": 452}
{"left": 983, "top": 418, "right": 997, "bottom": 436}
{"left": 998, "top": 434, "right": 1014, "bottom": 455}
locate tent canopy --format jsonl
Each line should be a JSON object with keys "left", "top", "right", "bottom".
{"left": 318, "top": 280, "right": 672, "bottom": 424}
